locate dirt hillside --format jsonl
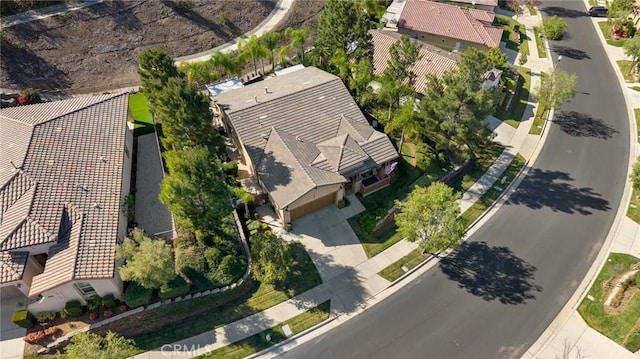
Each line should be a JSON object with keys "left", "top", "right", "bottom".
{"left": 1, "top": 0, "right": 275, "bottom": 94}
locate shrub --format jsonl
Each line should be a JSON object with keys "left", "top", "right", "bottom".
{"left": 12, "top": 310, "right": 35, "bottom": 329}
{"left": 35, "top": 311, "right": 56, "bottom": 323}
{"left": 337, "top": 197, "right": 350, "bottom": 209}
{"left": 63, "top": 300, "right": 84, "bottom": 318}
{"left": 24, "top": 331, "right": 45, "bottom": 343}
{"left": 222, "top": 161, "right": 238, "bottom": 178}
{"left": 542, "top": 15, "right": 567, "bottom": 40}
{"left": 159, "top": 276, "right": 191, "bottom": 299}
{"left": 102, "top": 309, "right": 114, "bottom": 318}
{"left": 123, "top": 282, "right": 153, "bottom": 308}
{"left": 518, "top": 53, "right": 527, "bottom": 66}
{"left": 175, "top": 0, "right": 194, "bottom": 10}
{"left": 44, "top": 326, "right": 60, "bottom": 337}
{"left": 359, "top": 208, "right": 388, "bottom": 234}
{"left": 17, "top": 88, "right": 41, "bottom": 105}
{"left": 635, "top": 271, "right": 640, "bottom": 287}
{"left": 626, "top": 20, "right": 637, "bottom": 38}
{"left": 89, "top": 313, "right": 99, "bottom": 322}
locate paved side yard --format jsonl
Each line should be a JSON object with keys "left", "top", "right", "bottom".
{"left": 0, "top": 296, "right": 27, "bottom": 359}
{"left": 134, "top": 134, "right": 174, "bottom": 239}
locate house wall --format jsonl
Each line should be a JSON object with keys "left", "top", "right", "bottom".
{"left": 276, "top": 184, "right": 344, "bottom": 223}
{"left": 27, "top": 278, "right": 121, "bottom": 314}
{"left": 397, "top": 27, "right": 491, "bottom": 51}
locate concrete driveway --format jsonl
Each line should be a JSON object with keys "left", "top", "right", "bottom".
{"left": 0, "top": 296, "right": 27, "bottom": 359}
{"left": 259, "top": 204, "right": 369, "bottom": 283}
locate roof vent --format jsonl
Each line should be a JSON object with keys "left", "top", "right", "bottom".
{"left": 99, "top": 156, "right": 106, "bottom": 162}
{"left": 254, "top": 95, "right": 258, "bottom": 103}
{"left": 259, "top": 115, "right": 268, "bottom": 120}
{"left": 92, "top": 203, "right": 100, "bottom": 209}
{"left": 296, "top": 136, "right": 303, "bottom": 142}
{"left": 264, "top": 87, "right": 270, "bottom": 94}
{"left": 262, "top": 133, "right": 269, "bottom": 140}
{"left": 318, "top": 95, "right": 325, "bottom": 100}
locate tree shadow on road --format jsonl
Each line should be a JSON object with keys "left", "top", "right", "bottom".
{"left": 541, "top": 6, "right": 586, "bottom": 18}
{"left": 551, "top": 45, "right": 590, "bottom": 60}
{"left": 507, "top": 169, "right": 610, "bottom": 215}
{"left": 552, "top": 111, "right": 618, "bottom": 139}
{"left": 439, "top": 241, "right": 542, "bottom": 305}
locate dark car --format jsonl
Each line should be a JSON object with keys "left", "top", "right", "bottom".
{"left": 588, "top": 6, "right": 608, "bottom": 17}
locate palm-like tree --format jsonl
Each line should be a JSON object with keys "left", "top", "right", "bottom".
{"left": 238, "top": 34, "right": 268, "bottom": 76}
{"left": 179, "top": 61, "right": 219, "bottom": 89}
{"left": 284, "top": 27, "right": 310, "bottom": 64}
{"left": 210, "top": 51, "right": 243, "bottom": 79}
{"left": 261, "top": 31, "right": 281, "bottom": 73}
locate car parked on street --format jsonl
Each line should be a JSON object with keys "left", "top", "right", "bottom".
{"left": 588, "top": 6, "right": 608, "bottom": 17}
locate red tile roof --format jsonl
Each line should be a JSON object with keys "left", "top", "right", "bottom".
{"left": 398, "top": 0, "right": 503, "bottom": 48}
{"left": 370, "top": 29, "right": 459, "bottom": 93}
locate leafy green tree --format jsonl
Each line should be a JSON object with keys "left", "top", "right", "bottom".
{"left": 419, "top": 67, "right": 498, "bottom": 163}
{"left": 534, "top": 69, "right": 577, "bottom": 113}
{"left": 154, "top": 77, "right": 224, "bottom": 154}
{"left": 62, "top": 331, "right": 138, "bottom": 359}
{"left": 179, "top": 61, "right": 218, "bottom": 89}
{"left": 159, "top": 147, "right": 233, "bottom": 242}
{"left": 378, "top": 78, "right": 413, "bottom": 125}
{"left": 350, "top": 58, "right": 375, "bottom": 101}
{"left": 624, "top": 35, "right": 640, "bottom": 77}
{"left": 542, "top": 15, "right": 568, "bottom": 40}
{"left": 250, "top": 230, "right": 290, "bottom": 284}
{"left": 137, "top": 47, "right": 182, "bottom": 111}
{"left": 609, "top": 0, "right": 635, "bottom": 14}
{"left": 630, "top": 156, "right": 640, "bottom": 192}
{"left": 485, "top": 47, "right": 509, "bottom": 70}
{"left": 382, "top": 35, "right": 422, "bottom": 87}
{"left": 116, "top": 228, "right": 175, "bottom": 289}
{"left": 232, "top": 187, "right": 255, "bottom": 218}
{"left": 238, "top": 34, "right": 268, "bottom": 75}
{"left": 395, "top": 182, "right": 464, "bottom": 254}
{"left": 314, "top": 0, "right": 373, "bottom": 70}
{"left": 283, "top": 27, "right": 310, "bottom": 65}
{"left": 386, "top": 98, "right": 420, "bottom": 153}
{"left": 261, "top": 31, "right": 281, "bottom": 72}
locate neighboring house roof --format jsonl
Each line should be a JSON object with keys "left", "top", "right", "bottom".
{"left": 213, "top": 67, "right": 398, "bottom": 209}
{"left": 484, "top": 68, "right": 503, "bottom": 81}
{"left": 0, "top": 93, "right": 130, "bottom": 294}
{"left": 398, "top": 0, "right": 503, "bottom": 48}
{"left": 370, "top": 29, "right": 459, "bottom": 93}
{"left": 438, "top": 0, "right": 498, "bottom": 7}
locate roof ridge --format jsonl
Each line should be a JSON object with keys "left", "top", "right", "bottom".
{"left": 36, "top": 92, "right": 129, "bottom": 127}
{"left": 461, "top": 9, "right": 485, "bottom": 44}
{"left": 269, "top": 127, "right": 316, "bottom": 185}
{"left": 240, "top": 78, "right": 344, "bottom": 113}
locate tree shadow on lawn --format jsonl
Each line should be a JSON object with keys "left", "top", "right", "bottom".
{"left": 552, "top": 111, "right": 619, "bottom": 140}
{"left": 507, "top": 168, "right": 610, "bottom": 215}
{"left": 439, "top": 241, "right": 542, "bottom": 305}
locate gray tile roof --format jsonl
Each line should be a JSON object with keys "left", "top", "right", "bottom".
{"left": 214, "top": 67, "right": 399, "bottom": 208}
{"left": 0, "top": 93, "right": 130, "bottom": 289}
{"left": 0, "top": 251, "right": 28, "bottom": 284}
{"left": 371, "top": 29, "right": 459, "bottom": 93}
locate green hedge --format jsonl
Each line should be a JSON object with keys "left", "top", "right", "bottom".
{"left": 123, "top": 282, "right": 153, "bottom": 308}
{"left": 12, "top": 310, "right": 35, "bottom": 328}
{"left": 62, "top": 300, "right": 84, "bottom": 317}
{"left": 35, "top": 311, "right": 56, "bottom": 323}
{"left": 159, "top": 276, "right": 191, "bottom": 299}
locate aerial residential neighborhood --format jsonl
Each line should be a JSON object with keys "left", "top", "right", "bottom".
{"left": 1, "top": 0, "right": 640, "bottom": 359}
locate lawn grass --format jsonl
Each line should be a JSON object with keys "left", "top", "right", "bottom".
{"left": 451, "top": 140, "right": 505, "bottom": 194}
{"left": 494, "top": 66, "right": 531, "bottom": 128}
{"left": 598, "top": 21, "right": 628, "bottom": 47}
{"left": 458, "top": 153, "right": 526, "bottom": 228}
{"left": 533, "top": 27, "right": 547, "bottom": 58}
{"left": 98, "top": 243, "right": 321, "bottom": 351}
{"left": 578, "top": 253, "right": 640, "bottom": 351}
{"left": 495, "top": 14, "right": 529, "bottom": 56}
{"left": 529, "top": 104, "right": 548, "bottom": 135}
{"left": 379, "top": 249, "right": 428, "bottom": 282}
{"left": 128, "top": 93, "right": 155, "bottom": 136}
{"left": 627, "top": 189, "right": 640, "bottom": 223}
{"left": 617, "top": 60, "right": 636, "bottom": 83}
{"left": 200, "top": 301, "right": 330, "bottom": 359}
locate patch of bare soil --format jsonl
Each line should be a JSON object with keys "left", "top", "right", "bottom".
{"left": 604, "top": 286, "right": 640, "bottom": 315}
{"left": 274, "top": 0, "right": 324, "bottom": 43}
{"left": 1, "top": 0, "right": 275, "bottom": 94}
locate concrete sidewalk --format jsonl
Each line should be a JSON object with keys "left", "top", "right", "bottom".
{"left": 0, "top": 0, "right": 104, "bottom": 28}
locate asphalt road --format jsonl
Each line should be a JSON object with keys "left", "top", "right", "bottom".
{"left": 279, "top": 2, "right": 630, "bottom": 359}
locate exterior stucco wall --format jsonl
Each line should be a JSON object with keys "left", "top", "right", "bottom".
{"left": 287, "top": 183, "right": 344, "bottom": 209}
{"left": 27, "top": 278, "right": 121, "bottom": 313}
{"left": 397, "top": 27, "right": 491, "bottom": 51}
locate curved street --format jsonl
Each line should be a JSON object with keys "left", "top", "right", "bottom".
{"left": 279, "top": 2, "right": 631, "bottom": 358}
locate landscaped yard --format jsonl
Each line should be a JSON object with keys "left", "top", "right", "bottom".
{"left": 91, "top": 242, "right": 321, "bottom": 351}
{"left": 578, "top": 253, "right": 640, "bottom": 352}
{"left": 129, "top": 93, "right": 155, "bottom": 136}
{"left": 627, "top": 189, "right": 640, "bottom": 223}
{"left": 494, "top": 66, "right": 532, "bottom": 128}
{"left": 598, "top": 21, "right": 628, "bottom": 48}
{"left": 617, "top": 60, "right": 636, "bottom": 83}
{"left": 450, "top": 140, "right": 505, "bottom": 194}
{"left": 533, "top": 27, "right": 547, "bottom": 58}
{"left": 200, "top": 301, "right": 330, "bottom": 359}
{"left": 529, "top": 72, "right": 548, "bottom": 135}
{"left": 495, "top": 14, "right": 529, "bottom": 56}
{"left": 636, "top": 108, "right": 640, "bottom": 143}
{"left": 379, "top": 153, "right": 526, "bottom": 282}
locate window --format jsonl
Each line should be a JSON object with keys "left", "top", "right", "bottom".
{"left": 74, "top": 282, "right": 96, "bottom": 296}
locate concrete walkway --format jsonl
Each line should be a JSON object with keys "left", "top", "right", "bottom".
{"left": 0, "top": 0, "right": 104, "bottom": 28}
